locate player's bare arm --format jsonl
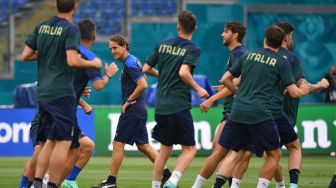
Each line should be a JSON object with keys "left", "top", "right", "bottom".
{"left": 297, "top": 78, "right": 329, "bottom": 93}
{"left": 142, "top": 63, "right": 159, "bottom": 77}
{"left": 121, "top": 77, "right": 147, "bottom": 113}
{"left": 66, "top": 50, "right": 102, "bottom": 69}
{"left": 21, "top": 45, "right": 38, "bottom": 61}
{"left": 220, "top": 71, "right": 238, "bottom": 93}
{"left": 179, "top": 64, "right": 209, "bottom": 98}
{"left": 79, "top": 98, "right": 92, "bottom": 114}
{"left": 286, "top": 83, "right": 310, "bottom": 98}
{"left": 92, "top": 63, "right": 118, "bottom": 91}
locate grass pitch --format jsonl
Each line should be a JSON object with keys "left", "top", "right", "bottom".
{"left": 0, "top": 156, "right": 334, "bottom": 187}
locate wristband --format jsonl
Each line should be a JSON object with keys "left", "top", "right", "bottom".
{"left": 105, "top": 73, "right": 112, "bottom": 79}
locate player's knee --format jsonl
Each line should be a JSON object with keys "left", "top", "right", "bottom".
{"left": 80, "top": 138, "right": 95, "bottom": 153}
{"left": 113, "top": 141, "right": 125, "bottom": 151}
{"left": 183, "top": 145, "right": 197, "bottom": 157}
{"left": 265, "top": 149, "right": 281, "bottom": 160}
{"left": 286, "top": 139, "right": 301, "bottom": 151}
{"left": 136, "top": 144, "right": 148, "bottom": 152}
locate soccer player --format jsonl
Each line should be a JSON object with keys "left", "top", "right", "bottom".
{"left": 329, "top": 172, "right": 336, "bottom": 188}
{"left": 142, "top": 10, "right": 209, "bottom": 188}
{"left": 213, "top": 23, "right": 329, "bottom": 188}
{"left": 91, "top": 35, "right": 171, "bottom": 188}
{"left": 61, "top": 18, "right": 118, "bottom": 188}
{"left": 21, "top": 0, "right": 102, "bottom": 187}
{"left": 197, "top": 25, "right": 310, "bottom": 188}
{"left": 275, "top": 22, "right": 329, "bottom": 188}
{"left": 193, "top": 21, "right": 247, "bottom": 188}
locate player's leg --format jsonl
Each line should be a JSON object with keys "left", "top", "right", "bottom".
{"left": 285, "top": 139, "right": 301, "bottom": 188}
{"left": 273, "top": 162, "right": 285, "bottom": 188}
{"left": 230, "top": 150, "right": 253, "bottom": 188}
{"left": 136, "top": 117, "right": 172, "bottom": 184}
{"left": 276, "top": 115, "right": 301, "bottom": 188}
{"left": 59, "top": 147, "right": 80, "bottom": 187}
{"left": 212, "top": 120, "right": 226, "bottom": 151}
{"left": 249, "top": 119, "right": 281, "bottom": 188}
{"left": 192, "top": 120, "right": 240, "bottom": 188}
{"left": 34, "top": 96, "right": 76, "bottom": 188}
{"left": 212, "top": 150, "right": 243, "bottom": 188}
{"left": 162, "top": 110, "right": 197, "bottom": 188}
{"left": 92, "top": 113, "right": 138, "bottom": 188}
{"left": 62, "top": 134, "right": 94, "bottom": 188}
{"left": 152, "top": 144, "right": 173, "bottom": 188}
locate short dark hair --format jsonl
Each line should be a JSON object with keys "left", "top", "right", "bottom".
{"left": 78, "top": 19, "right": 96, "bottom": 41}
{"left": 56, "top": 0, "right": 76, "bottom": 13}
{"left": 178, "top": 10, "right": 197, "bottom": 34}
{"left": 276, "top": 22, "right": 294, "bottom": 35}
{"left": 264, "top": 25, "right": 285, "bottom": 49}
{"left": 110, "top": 35, "right": 130, "bottom": 51}
{"left": 225, "top": 22, "right": 246, "bottom": 43}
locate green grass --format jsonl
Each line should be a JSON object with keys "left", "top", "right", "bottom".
{"left": 0, "top": 156, "right": 334, "bottom": 187}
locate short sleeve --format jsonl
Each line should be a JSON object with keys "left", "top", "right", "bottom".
{"left": 279, "top": 60, "right": 295, "bottom": 87}
{"left": 228, "top": 55, "right": 244, "bottom": 78}
{"left": 25, "top": 26, "right": 38, "bottom": 50}
{"left": 125, "top": 59, "right": 144, "bottom": 83}
{"left": 65, "top": 26, "right": 80, "bottom": 51}
{"left": 183, "top": 47, "right": 201, "bottom": 67}
{"left": 145, "top": 45, "right": 159, "bottom": 67}
{"left": 86, "top": 68, "right": 103, "bottom": 82}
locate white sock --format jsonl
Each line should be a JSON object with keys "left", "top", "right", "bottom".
{"left": 191, "top": 174, "right": 207, "bottom": 188}
{"left": 276, "top": 179, "right": 286, "bottom": 188}
{"left": 168, "top": 171, "right": 182, "bottom": 186}
{"left": 152, "top": 181, "right": 161, "bottom": 188}
{"left": 257, "top": 178, "right": 270, "bottom": 188}
{"left": 230, "top": 178, "right": 241, "bottom": 188}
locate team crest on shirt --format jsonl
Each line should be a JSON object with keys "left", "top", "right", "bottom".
{"left": 137, "top": 61, "right": 143, "bottom": 68}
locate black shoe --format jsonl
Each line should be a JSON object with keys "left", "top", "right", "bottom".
{"left": 91, "top": 180, "right": 117, "bottom": 188}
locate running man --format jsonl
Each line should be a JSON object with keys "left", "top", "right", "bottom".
{"left": 143, "top": 10, "right": 209, "bottom": 188}
{"left": 193, "top": 21, "right": 247, "bottom": 188}
{"left": 21, "top": 0, "right": 101, "bottom": 187}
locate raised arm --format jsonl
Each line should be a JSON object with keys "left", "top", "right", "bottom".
{"left": 66, "top": 50, "right": 102, "bottom": 69}
{"left": 297, "top": 78, "right": 329, "bottom": 94}
{"left": 92, "top": 63, "right": 118, "bottom": 91}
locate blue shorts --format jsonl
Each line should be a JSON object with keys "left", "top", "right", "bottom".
{"left": 218, "top": 119, "right": 280, "bottom": 157}
{"left": 37, "top": 96, "right": 80, "bottom": 148}
{"left": 275, "top": 115, "right": 298, "bottom": 145}
{"left": 114, "top": 113, "right": 149, "bottom": 145}
{"left": 221, "top": 111, "right": 230, "bottom": 122}
{"left": 152, "top": 109, "right": 195, "bottom": 146}
{"left": 30, "top": 112, "right": 40, "bottom": 148}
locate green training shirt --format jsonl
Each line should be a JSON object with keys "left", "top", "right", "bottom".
{"left": 146, "top": 37, "right": 201, "bottom": 115}
{"left": 229, "top": 48, "right": 295, "bottom": 124}
{"left": 25, "top": 16, "right": 80, "bottom": 101}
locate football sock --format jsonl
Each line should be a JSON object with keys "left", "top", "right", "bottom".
{"left": 289, "top": 169, "right": 300, "bottom": 184}
{"left": 213, "top": 175, "right": 228, "bottom": 188}
{"left": 191, "top": 174, "right": 207, "bottom": 188}
{"left": 230, "top": 178, "right": 241, "bottom": 188}
{"left": 66, "top": 166, "right": 82, "bottom": 181}
{"left": 19, "top": 175, "right": 28, "bottom": 188}
{"left": 257, "top": 178, "right": 270, "bottom": 188}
